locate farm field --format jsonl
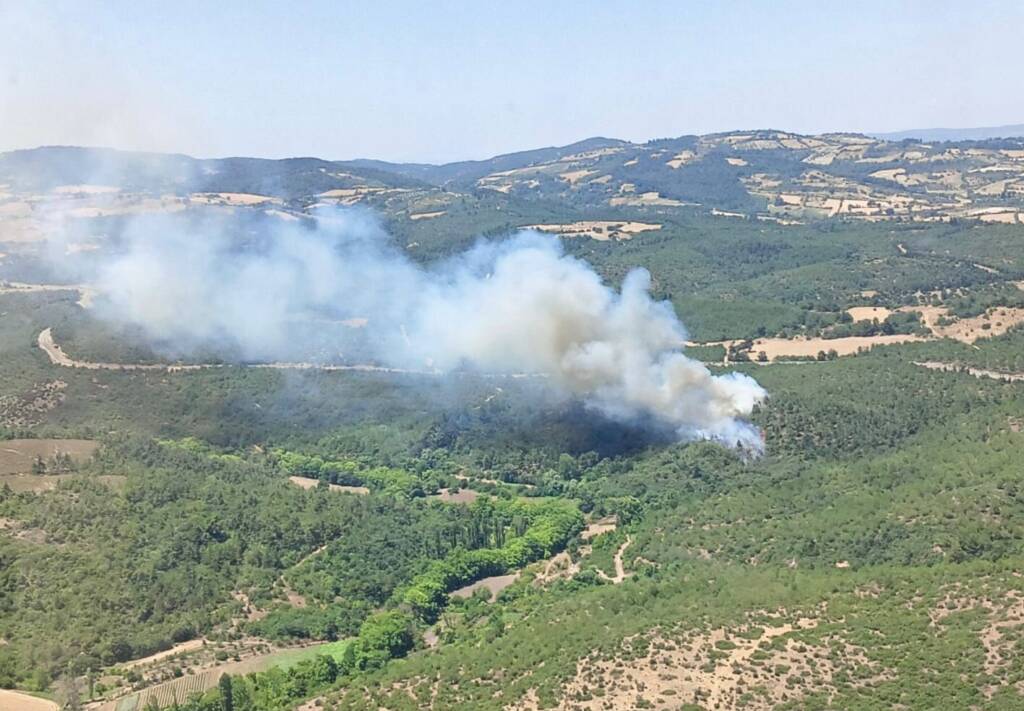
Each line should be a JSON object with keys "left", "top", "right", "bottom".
{"left": 0, "top": 690, "right": 57, "bottom": 711}
{"left": 0, "top": 438, "right": 98, "bottom": 474}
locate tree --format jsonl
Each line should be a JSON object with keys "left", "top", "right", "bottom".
{"left": 55, "top": 673, "right": 82, "bottom": 711}
{"left": 218, "top": 673, "right": 234, "bottom": 711}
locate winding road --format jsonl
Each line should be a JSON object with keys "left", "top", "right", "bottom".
{"left": 36, "top": 328, "right": 544, "bottom": 379}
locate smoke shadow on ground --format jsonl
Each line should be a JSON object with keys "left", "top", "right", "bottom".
{"left": 418, "top": 390, "right": 679, "bottom": 460}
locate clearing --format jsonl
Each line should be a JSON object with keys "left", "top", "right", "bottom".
{"left": 748, "top": 334, "right": 926, "bottom": 361}
{"left": 95, "top": 640, "right": 348, "bottom": 711}
{"left": 0, "top": 439, "right": 98, "bottom": 475}
{"left": 0, "top": 473, "right": 123, "bottom": 494}
{"left": 120, "top": 639, "right": 208, "bottom": 670}
{"left": 188, "top": 192, "right": 282, "bottom": 206}
{"left": 429, "top": 488, "right": 480, "bottom": 504}
{"left": 451, "top": 573, "right": 520, "bottom": 602}
{"left": 524, "top": 221, "right": 661, "bottom": 241}
{"left": 287, "top": 475, "right": 369, "bottom": 495}
{"left": 902, "top": 305, "right": 1024, "bottom": 343}
{"left": 846, "top": 306, "right": 893, "bottom": 322}
{"left": 581, "top": 517, "right": 617, "bottom": 540}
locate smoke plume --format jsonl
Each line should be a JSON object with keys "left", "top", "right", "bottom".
{"left": 83, "top": 208, "right": 767, "bottom": 449}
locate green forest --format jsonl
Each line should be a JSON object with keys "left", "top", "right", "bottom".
{"left": 2, "top": 205, "right": 1024, "bottom": 711}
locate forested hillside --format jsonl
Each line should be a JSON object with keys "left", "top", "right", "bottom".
{"left": 1, "top": 141, "right": 1024, "bottom": 710}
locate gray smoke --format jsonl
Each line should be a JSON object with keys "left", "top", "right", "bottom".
{"left": 84, "top": 208, "right": 767, "bottom": 449}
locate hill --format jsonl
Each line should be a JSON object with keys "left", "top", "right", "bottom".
{"left": 1, "top": 131, "right": 1024, "bottom": 710}
{"left": 4, "top": 129, "right": 1024, "bottom": 230}
{"left": 872, "top": 123, "right": 1024, "bottom": 142}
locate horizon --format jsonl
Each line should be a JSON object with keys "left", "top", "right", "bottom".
{"left": 2, "top": 1, "right": 1023, "bottom": 163}
{"left": 7, "top": 121, "right": 1024, "bottom": 166}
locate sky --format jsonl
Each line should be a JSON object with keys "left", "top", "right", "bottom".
{"left": 1, "top": 0, "right": 1022, "bottom": 163}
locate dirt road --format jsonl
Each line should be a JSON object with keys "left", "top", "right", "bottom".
{"left": 596, "top": 537, "right": 633, "bottom": 584}
{"left": 915, "top": 361, "right": 1024, "bottom": 383}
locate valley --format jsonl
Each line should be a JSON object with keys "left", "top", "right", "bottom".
{"left": 1, "top": 134, "right": 1024, "bottom": 710}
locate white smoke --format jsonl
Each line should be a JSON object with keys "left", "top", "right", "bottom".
{"left": 86, "top": 208, "right": 767, "bottom": 449}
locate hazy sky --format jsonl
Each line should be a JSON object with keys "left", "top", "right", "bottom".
{"left": 1, "top": 1, "right": 1021, "bottom": 163}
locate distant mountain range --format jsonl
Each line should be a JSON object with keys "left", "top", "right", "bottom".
{"left": 871, "top": 124, "right": 1024, "bottom": 142}
{"left": 3, "top": 128, "right": 1024, "bottom": 227}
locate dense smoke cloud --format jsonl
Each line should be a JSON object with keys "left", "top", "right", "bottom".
{"left": 85, "top": 209, "right": 767, "bottom": 449}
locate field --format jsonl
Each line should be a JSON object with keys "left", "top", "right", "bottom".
{"left": 93, "top": 641, "right": 351, "bottom": 711}
{"left": 0, "top": 690, "right": 57, "bottom": 711}
{"left": 0, "top": 438, "right": 98, "bottom": 474}
{"left": 287, "top": 475, "right": 369, "bottom": 495}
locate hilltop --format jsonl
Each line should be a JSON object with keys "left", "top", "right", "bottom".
{"left": 4, "top": 129, "right": 1024, "bottom": 232}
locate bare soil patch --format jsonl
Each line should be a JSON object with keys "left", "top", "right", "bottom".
{"left": 189, "top": 192, "right": 281, "bottom": 206}
{"left": 846, "top": 306, "right": 892, "bottom": 322}
{"left": 0, "top": 473, "right": 71, "bottom": 494}
{"left": 0, "top": 438, "right": 98, "bottom": 475}
{"left": 902, "top": 305, "right": 1024, "bottom": 342}
{"left": 0, "top": 689, "right": 58, "bottom": 711}
{"left": 533, "top": 550, "right": 584, "bottom": 586}
{"left": 609, "top": 191, "right": 685, "bottom": 207}
{"left": 451, "top": 573, "right": 520, "bottom": 602}
{"left": 429, "top": 488, "right": 480, "bottom": 504}
{"left": 581, "top": 517, "right": 617, "bottom": 540}
{"left": 287, "top": 475, "right": 369, "bottom": 495}
{"left": 751, "top": 334, "right": 925, "bottom": 361}
{"left": 524, "top": 221, "right": 661, "bottom": 241}
{"left": 52, "top": 184, "right": 120, "bottom": 195}
{"left": 546, "top": 613, "right": 887, "bottom": 711}
{"left": 121, "top": 639, "right": 207, "bottom": 670}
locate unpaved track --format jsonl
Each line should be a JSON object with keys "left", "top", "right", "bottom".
{"left": 120, "top": 639, "right": 207, "bottom": 670}
{"left": 37, "top": 328, "right": 432, "bottom": 375}
{"left": 38, "top": 328, "right": 207, "bottom": 372}
{"left": 596, "top": 536, "right": 633, "bottom": 584}
{"left": 915, "top": 361, "right": 1024, "bottom": 383}
{"left": 37, "top": 328, "right": 539, "bottom": 378}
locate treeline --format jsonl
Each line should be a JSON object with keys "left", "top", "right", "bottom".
{"left": 172, "top": 499, "right": 582, "bottom": 710}
{"left": 821, "top": 310, "right": 925, "bottom": 339}
{"left": 270, "top": 448, "right": 427, "bottom": 497}
{"left": 397, "top": 499, "right": 583, "bottom": 621}
{"left": 163, "top": 611, "right": 415, "bottom": 711}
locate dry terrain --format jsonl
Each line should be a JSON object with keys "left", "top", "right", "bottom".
{"left": 429, "top": 487, "right": 480, "bottom": 504}
{"left": 286, "top": 475, "right": 369, "bottom": 495}
{"left": 119, "top": 639, "right": 208, "bottom": 670}
{"left": 0, "top": 438, "right": 98, "bottom": 475}
{"left": 540, "top": 612, "right": 888, "bottom": 711}
{"left": 846, "top": 306, "right": 892, "bottom": 322}
{"left": 523, "top": 221, "right": 661, "bottom": 241}
{"left": 0, "top": 690, "right": 58, "bottom": 711}
{"left": 451, "top": 573, "right": 520, "bottom": 602}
